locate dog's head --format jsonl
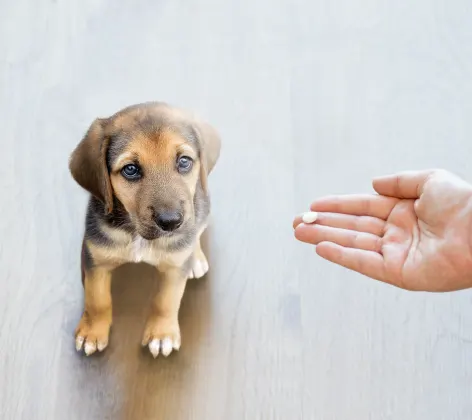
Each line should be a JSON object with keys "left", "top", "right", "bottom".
{"left": 69, "top": 102, "right": 220, "bottom": 240}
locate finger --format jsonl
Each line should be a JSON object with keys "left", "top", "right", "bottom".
{"left": 293, "top": 214, "right": 303, "bottom": 229}
{"left": 310, "top": 195, "right": 398, "bottom": 220}
{"left": 295, "top": 224, "right": 382, "bottom": 252}
{"left": 373, "top": 170, "right": 436, "bottom": 199}
{"left": 293, "top": 212, "right": 385, "bottom": 236}
{"left": 316, "top": 242, "right": 390, "bottom": 284}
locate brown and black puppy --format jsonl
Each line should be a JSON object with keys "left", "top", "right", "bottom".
{"left": 69, "top": 102, "right": 221, "bottom": 358}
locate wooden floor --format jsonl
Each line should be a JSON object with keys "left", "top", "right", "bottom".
{"left": 2, "top": 1, "right": 472, "bottom": 419}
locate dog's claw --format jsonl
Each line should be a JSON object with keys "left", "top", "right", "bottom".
{"left": 147, "top": 337, "right": 179, "bottom": 358}
{"left": 75, "top": 336, "right": 84, "bottom": 351}
{"left": 149, "top": 339, "right": 160, "bottom": 358}
{"left": 97, "top": 340, "right": 108, "bottom": 352}
{"left": 173, "top": 336, "right": 181, "bottom": 351}
{"left": 161, "top": 338, "right": 173, "bottom": 357}
{"left": 84, "top": 341, "right": 97, "bottom": 356}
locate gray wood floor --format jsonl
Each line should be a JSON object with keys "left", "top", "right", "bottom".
{"left": 2, "top": 1, "right": 472, "bottom": 419}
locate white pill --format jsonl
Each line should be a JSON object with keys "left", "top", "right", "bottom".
{"left": 302, "top": 212, "right": 318, "bottom": 224}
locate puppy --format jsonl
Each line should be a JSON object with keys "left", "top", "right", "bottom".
{"left": 69, "top": 102, "right": 221, "bottom": 357}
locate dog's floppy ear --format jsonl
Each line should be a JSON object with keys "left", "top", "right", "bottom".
{"left": 193, "top": 120, "right": 221, "bottom": 194}
{"left": 69, "top": 118, "right": 114, "bottom": 214}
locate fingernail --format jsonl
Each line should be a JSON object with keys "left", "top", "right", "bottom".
{"left": 302, "top": 212, "right": 318, "bottom": 224}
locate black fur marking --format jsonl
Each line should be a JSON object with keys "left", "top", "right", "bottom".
{"left": 81, "top": 240, "right": 93, "bottom": 285}
{"left": 84, "top": 196, "right": 134, "bottom": 246}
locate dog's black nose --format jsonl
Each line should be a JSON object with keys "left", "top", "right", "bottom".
{"left": 155, "top": 211, "right": 183, "bottom": 232}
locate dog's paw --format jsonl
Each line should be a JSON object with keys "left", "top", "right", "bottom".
{"left": 142, "top": 316, "right": 181, "bottom": 358}
{"left": 75, "top": 313, "right": 111, "bottom": 356}
{"left": 187, "top": 249, "right": 209, "bottom": 279}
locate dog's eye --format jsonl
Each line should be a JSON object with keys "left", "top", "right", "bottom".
{"left": 177, "top": 156, "right": 193, "bottom": 174}
{"left": 121, "top": 164, "right": 141, "bottom": 180}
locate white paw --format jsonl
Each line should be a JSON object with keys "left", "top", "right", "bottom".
{"left": 188, "top": 253, "right": 209, "bottom": 279}
{"left": 75, "top": 314, "right": 111, "bottom": 356}
{"left": 76, "top": 334, "right": 108, "bottom": 356}
{"left": 142, "top": 318, "right": 181, "bottom": 358}
{"left": 147, "top": 336, "right": 181, "bottom": 358}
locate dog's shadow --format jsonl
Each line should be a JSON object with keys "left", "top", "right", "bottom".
{"left": 105, "top": 229, "right": 214, "bottom": 419}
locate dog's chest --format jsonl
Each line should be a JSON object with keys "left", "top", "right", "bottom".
{"left": 93, "top": 224, "right": 193, "bottom": 268}
{"left": 129, "top": 237, "right": 161, "bottom": 265}
{"left": 124, "top": 236, "right": 191, "bottom": 269}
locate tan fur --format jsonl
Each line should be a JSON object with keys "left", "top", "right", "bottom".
{"left": 109, "top": 128, "right": 200, "bottom": 224}
{"left": 71, "top": 102, "right": 221, "bottom": 358}
{"left": 75, "top": 267, "right": 112, "bottom": 354}
{"left": 142, "top": 267, "right": 187, "bottom": 349}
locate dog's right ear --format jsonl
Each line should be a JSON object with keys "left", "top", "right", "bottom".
{"left": 191, "top": 120, "right": 221, "bottom": 195}
{"left": 69, "top": 118, "right": 114, "bottom": 214}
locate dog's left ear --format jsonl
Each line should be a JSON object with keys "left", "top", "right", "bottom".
{"left": 69, "top": 118, "right": 114, "bottom": 214}
{"left": 192, "top": 120, "right": 221, "bottom": 194}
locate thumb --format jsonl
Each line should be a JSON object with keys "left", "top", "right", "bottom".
{"left": 372, "top": 170, "right": 435, "bottom": 199}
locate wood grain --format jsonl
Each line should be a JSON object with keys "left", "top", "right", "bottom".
{"left": 1, "top": 0, "right": 472, "bottom": 419}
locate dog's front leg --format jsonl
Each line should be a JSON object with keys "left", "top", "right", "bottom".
{"left": 75, "top": 266, "right": 113, "bottom": 356}
{"left": 142, "top": 266, "right": 187, "bottom": 358}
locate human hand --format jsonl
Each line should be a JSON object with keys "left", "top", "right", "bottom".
{"left": 293, "top": 170, "right": 472, "bottom": 292}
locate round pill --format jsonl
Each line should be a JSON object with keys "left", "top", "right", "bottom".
{"left": 302, "top": 212, "right": 318, "bottom": 224}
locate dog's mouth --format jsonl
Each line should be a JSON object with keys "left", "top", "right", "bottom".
{"left": 138, "top": 227, "right": 171, "bottom": 240}
{"left": 138, "top": 230, "right": 161, "bottom": 240}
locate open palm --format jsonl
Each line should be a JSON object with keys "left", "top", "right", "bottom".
{"left": 294, "top": 170, "right": 472, "bottom": 292}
